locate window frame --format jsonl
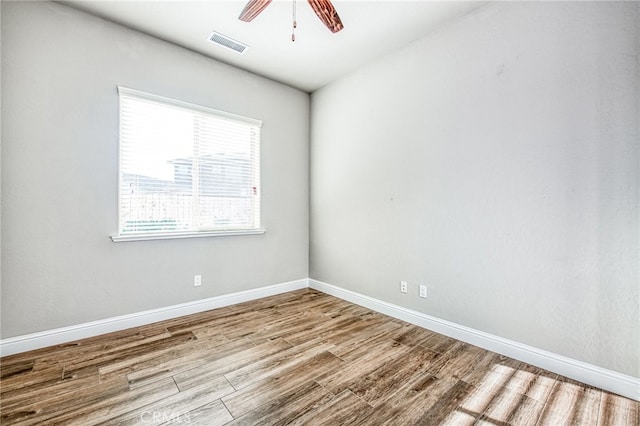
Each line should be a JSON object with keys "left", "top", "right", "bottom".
{"left": 111, "top": 86, "right": 264, "bottom": 243}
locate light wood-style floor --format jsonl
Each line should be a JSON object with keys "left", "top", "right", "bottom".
{"left": 1, "top": 289, "right": 638, "bottom": 425}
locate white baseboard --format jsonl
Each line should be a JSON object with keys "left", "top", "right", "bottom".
{"left": 2, "top": 277, "right": 637, "bottom": 402}
{"left": 0, "top": 278, "right": 308, "bottom": 357}
{"left": 309, "top": 279, "right": 640, "bottom": 402}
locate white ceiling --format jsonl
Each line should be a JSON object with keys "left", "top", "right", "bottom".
{"left": 59, "top": 1, "right": 486, "bottom": 92}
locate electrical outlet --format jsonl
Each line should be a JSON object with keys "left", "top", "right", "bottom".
{"left": 419, "top": 285, "right": 427, "bottom": 298}
{"left": 400, "top": 281, "right": 408, "bottom": 293}
{"left": 194, "top": 274, "right": 202, "bottom": 287}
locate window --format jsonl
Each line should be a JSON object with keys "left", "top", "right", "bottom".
{"left": 112, "top": 86, "right": 263, "bottom": 242}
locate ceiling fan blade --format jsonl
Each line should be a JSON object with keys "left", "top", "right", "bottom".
{"left": 238, "top": 0, "right": 272, "bottom": 22}
{"left": 307, "top": 0, "right": 344, "bottom": 33}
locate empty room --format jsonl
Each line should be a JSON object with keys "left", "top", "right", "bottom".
{"left": 1, "top": 0, "right": 638, "bottom": 424}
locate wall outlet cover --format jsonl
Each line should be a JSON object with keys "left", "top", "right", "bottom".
{"left": 419, "top": 285, "right": 427, "bottom": 298}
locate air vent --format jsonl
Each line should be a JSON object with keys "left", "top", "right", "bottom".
{"left": 208, "top": 31, "right": 249, "bottom": 55}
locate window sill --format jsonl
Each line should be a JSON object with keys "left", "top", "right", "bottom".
{"left": 110, "top": 229, "right": 265, "bottom": 242}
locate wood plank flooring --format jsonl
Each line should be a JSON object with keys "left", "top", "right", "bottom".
{"left": 1, "top": 289, "right": 638, "bottom": 425}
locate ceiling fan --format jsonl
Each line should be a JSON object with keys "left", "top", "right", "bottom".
{"left": 239, "top": 0, "right": 344, "bottom": 40}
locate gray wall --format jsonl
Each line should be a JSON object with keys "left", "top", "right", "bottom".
{"left": 1, "top": 1, "right": 309, "bottom": 337}
{"left": 310, "top": 2, "right": 639, "bottom": 377}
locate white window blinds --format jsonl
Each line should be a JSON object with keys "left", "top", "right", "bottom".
{"left": 116, "top": 86, "right": 262, "bottom": 239}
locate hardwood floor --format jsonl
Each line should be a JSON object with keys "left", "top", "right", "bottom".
{"left": 1, "top": 289, "right": 638, "bottom": 425}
